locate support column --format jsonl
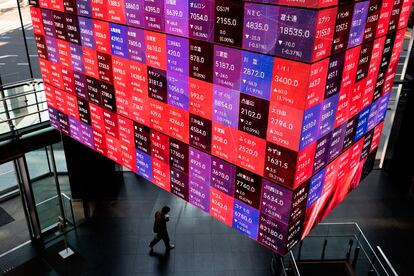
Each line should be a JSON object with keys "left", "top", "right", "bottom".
{"left": 62, "top": 135, "right": 123, "bottom": 218}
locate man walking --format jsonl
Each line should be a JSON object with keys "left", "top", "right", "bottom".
{"left": 149, "top": 206, "right": 175, "bottom": 251}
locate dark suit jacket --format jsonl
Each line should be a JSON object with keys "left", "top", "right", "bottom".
{"left": 153, "top": 211, "right": 169, "bottom": 234}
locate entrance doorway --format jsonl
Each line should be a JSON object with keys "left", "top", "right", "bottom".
{"left": 0, "top": 141, "right": 75, "bottom": 255}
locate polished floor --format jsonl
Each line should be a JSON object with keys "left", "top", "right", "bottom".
{"left": 0, "top": 170, "right": 413, "bottom": 276}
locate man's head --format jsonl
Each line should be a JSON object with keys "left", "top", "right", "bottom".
{"left": 161, "top": 206, "right": 171, "bottom": 214}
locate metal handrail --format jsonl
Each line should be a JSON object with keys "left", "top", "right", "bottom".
{"left": 377, "top": 246, "right": 399, "bottom": 276}
{"left": 353, "top": 223, "right": 383, "bottom": 264}
{"left": 35, "top": 192, "right": 69, "bottom": 207}
{"left": 0, "top": 100, "right": 47, "bottom": 115}
{"left": 35, "top": 194, "right": 58, "bottom": 206}
{"left": 305, "top": 233, "right": 362, "bottom": 239}
{"left": 34, "top": 192, "right": 75, "bottom": 227}
{"left": 61, "top": 192, "right": 76, "bottom": 226}
{"left": 296, "top": 229, "right": 385, "bottom": 275}
{"left": 0, "top": 79, "right": 43, "bottom": 90}
{"left": 0, "top": 88, "right": 44, "bottom": 102}
{"left": 0, "top": 108, "right": 48, "bottom": 124}
{"left": 289, "top": 250, "right": 301, "bottom": 276}
{"left": 61, "top": 193, "right": 71, "bottom": 201}
{"left": 297, "top": 222, "right": 392, "bottom": 275}
{"left": 0, "top": 79, "right": 47, "bottom": 132}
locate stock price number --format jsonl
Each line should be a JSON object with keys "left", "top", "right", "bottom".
{"left": 243, "top": 68, "right": 265, "bottom": 79}
{"left": 216, "top": 17, "right": 237, "bottom": 26}
{"left": 262, "top": 192, "right": 284, "bottom": 206}
{"left": 236, "top": 180, "right": 256, "bottom": 193}
{"left": 245, "top": 21, "right": 269, "bottom": 32}
{"left": 279, "top": 26, "right": 310, "bottom": 38}
{"left": 212, "top": 169, "right": 230, "bottom": 181}
{"left": 241, "top": 108, "right": 262, "bottom": 120}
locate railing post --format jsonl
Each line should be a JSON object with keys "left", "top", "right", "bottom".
{"left": 61, "top": 193, "right": 76, "bottom": 227}
{"left": 346, "top": 239, "right": 354, "bottom": 260}
{"left": 69, "top": 196, "right": 76, "bottom": 227}
{"left": 48, "top": 144, "right": 66, "bottom": 224}
{"left": 321, "top": 239, "right": 328, "bottom": 260}
{"left": 270, "top": 252, "right": 287, "bottom": 276}
{"left": 352, "top": 246, "right": 360, "bottom": 267}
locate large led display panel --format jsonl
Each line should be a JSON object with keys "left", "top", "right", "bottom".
{"left": 30, "top": 0, "right": 411, "bottom": 255}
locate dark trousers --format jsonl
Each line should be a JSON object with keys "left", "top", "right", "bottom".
{"left": 150, "top": 232, "right": 170, "bottom": 248}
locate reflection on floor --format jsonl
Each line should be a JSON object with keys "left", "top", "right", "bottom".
{"left": 0, "top": 170, "right": 413, "bottom": 276}
{"left": 325, "top": 170, "right": 414, "bottom": 276}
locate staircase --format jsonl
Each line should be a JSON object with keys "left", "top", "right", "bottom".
{"left": 272, "top": 223, "right": 398, "bottom": 276}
